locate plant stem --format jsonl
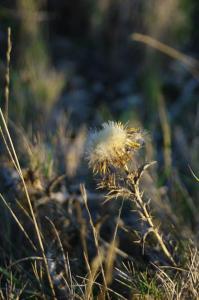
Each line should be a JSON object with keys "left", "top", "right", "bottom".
{"left": 134, "top": 183, "right": 176, "bottom": 266}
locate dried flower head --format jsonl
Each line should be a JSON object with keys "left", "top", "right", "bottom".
{"left": 86, "top": 121, "right": 144, "bottom": 174}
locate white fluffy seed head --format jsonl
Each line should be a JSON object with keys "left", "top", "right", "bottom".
{"left": 87, "top": 121, "right": 127, "bottom": 163}
{"left": 86, "top": 121, "right": 144, "bottom": 174}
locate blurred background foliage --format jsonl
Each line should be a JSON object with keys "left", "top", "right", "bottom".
{"left": 0, "top": 0, "right": 198, "bottom": 203}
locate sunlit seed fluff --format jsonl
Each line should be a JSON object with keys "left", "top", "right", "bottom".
{"left": 86, "top": 121, "right": 144, "bottom": 174}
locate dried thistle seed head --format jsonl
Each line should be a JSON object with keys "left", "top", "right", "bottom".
{"left": 86, "top": 121, "right": 144, "bottom": 174}
{"left": 97, "top": 173, "right": 117, "bottom": 190}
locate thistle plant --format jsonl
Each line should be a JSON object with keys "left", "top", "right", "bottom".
{"left": 86, "top": 121, "right": 176, "bottom": 266}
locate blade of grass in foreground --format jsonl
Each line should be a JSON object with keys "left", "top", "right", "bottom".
{"left": 0, "top": 109, "right": 57, "bottom": 300}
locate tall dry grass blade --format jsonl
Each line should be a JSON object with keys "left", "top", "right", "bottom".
{"left": 16, "top": 200, "right": 35, "bottom": 226}
{"left": 8, "top": 256, "right": 44, "bottom": 268}
{"left": 80, "top": 184, "right": 110, "bottom": 300}
{"left": 189, "top": 165, "right": 199, "bottom": 182}
{"left": 0, "top": 127, "right": 19, "bottom": 172}
{"left": 0, "top": 194, "right": 37, "bottom": 251}
{"left": 0, "top": 109, "right": 57, "bottom": 299}
{"left": 85, "top": 250, "right": 104, "bottom": 300}
{"left": 76, "top": 201, "right": 89, "bottom": 272}
{"left": 105, "top": 199, "right": 124, "bottom": 285}
{"left": 131, "top": 33, "right": 199, "bottom": 78}
{"left": 104, "top": 239, "right": 117, "bottom": 286}
{"left": 78, "top": 275, "right": 128, "bottom": 300}
{"left": 46, "top": 217, "right": 73, "bottom": 295}
{"left": 31, "top": 260, "right": 47, "bottom": 300}
{"left": 4, "top": 27, "right": 12, "bottom": 124}
{"left": 158, "top": 94, "right": 172, "bottom": 175}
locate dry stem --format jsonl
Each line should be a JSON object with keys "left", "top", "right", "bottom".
{"left": 0, "top": 109, "right": 57, "bottom": 299}
{"left": 4, "top": 27, "right": 12, "bottom": 124}
{"left": 133, "top": 182, "right": 176, "bottom": 266}
{"left": 100, "top": 162, "right": 176, "bottom": 266}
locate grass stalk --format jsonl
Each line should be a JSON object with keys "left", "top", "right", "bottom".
{"left": 80, "top": 184, "right": 110, "bottom": 300}
{"left": 0, "top": 109, "right": 57, "bottom": 299}
{"left": 131, "top": 33, "right": 199, "bottom": 78}
{"left": 4, "top": 27, "right": 12, "bottom": 124}
{"left": 0, "top": 194, "right": 37, "bottom": 252}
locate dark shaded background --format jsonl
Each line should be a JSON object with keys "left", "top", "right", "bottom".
{"left": 0, "top": 2, "right": 198, "bottom": 299}
{"left": 0, "top": 0, "right": 198, "bottom": 199}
